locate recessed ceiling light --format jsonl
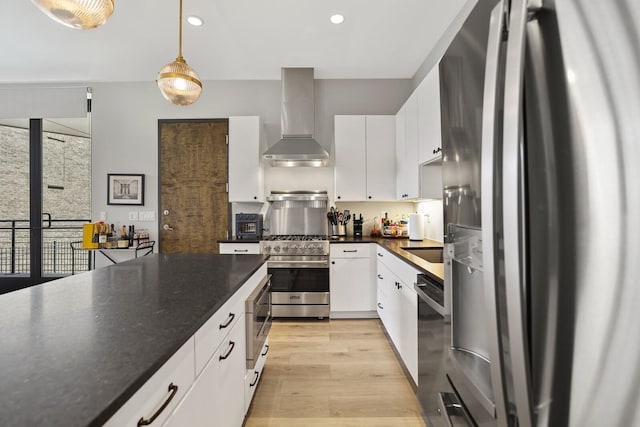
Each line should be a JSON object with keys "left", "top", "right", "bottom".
{"left": 187, "top": 15, "right": 203, "bottom": 27}
{"left": 330, "top": 14, "right": 344, "bottom": 25}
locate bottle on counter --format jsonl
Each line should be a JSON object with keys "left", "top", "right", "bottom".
{"left": 98, "top": 223, "right": 107, "bottom": 248}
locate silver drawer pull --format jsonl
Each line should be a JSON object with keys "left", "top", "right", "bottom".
{"left": 261, "top": 345, "right": 269, "bottom": 356}
{"left": 343, "top": 249, "right": 358, "bottom": 253}
{"left": 219, "top": 341, "right": 236, "bottom": 361}
{"left": 137, "top": 383, "right": 178, "bottom": 426}
{"left": 234, "top": 249, "right": 249, "bottom": 253}
{"left": 377, "top": 274, "right": 383, "bottom": 279}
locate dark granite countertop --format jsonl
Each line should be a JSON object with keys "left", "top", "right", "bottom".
{"left": 0, "top": 253, "right": 267, "bottom": 427}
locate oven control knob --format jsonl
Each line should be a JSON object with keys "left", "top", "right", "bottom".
{"left": 282, "top": 246, "right": 289, "bottom": 252}
{"left": 274, "top": 245, "right": 281, "bottom": 252}
{"left": 263, "top": 245, "right": 271, "bottom": 252}
{"left": 291, "top": 244, "right": 298, "bottom": 250}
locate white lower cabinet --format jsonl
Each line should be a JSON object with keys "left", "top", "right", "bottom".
{"left": 103, "top": 339, "right": 195, "bottom": 427}
{"left": 329, "top": 244, "right": 377, "bottom": 318}
{"left": 165, "top": 316, "right": 246, "bottom": 427}
{"left": 245, "top": 338, "right": 269, "bottom": 413}
{"left": 376, "top": 246, "right": 419, "bottom": 385}
{"left": 219, "top": 243, "right": 260, "bottom": 254}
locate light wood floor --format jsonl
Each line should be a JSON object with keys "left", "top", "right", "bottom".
{"left": 244, "top": 318, "right": 426, "bottom": 427}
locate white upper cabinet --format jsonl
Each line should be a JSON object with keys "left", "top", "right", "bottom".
{"left": 396, "top": 91, "right": 419, "bottom": 200}
{"left": 365, "top": 116, "right": 396, "bottom": 201}
{"left": 335, "top": 115, "right": 395, "bottom": 201}
{"left": 335, "top": 115, "right": 367, "bottom": 201}
{"left": 417, "top": 67, "right": 442, "bottom": 164}
{"left": 228, "top": 116, "right": 264, "bottom": 202}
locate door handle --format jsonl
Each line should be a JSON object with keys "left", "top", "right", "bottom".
{"left": 163, "top": 224, "right": 174, "bottom": 231}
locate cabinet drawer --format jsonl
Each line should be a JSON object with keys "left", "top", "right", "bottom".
{"left": 376, "top": 246, "right": 419, "bottom": 290}
{"left": 330, "top": 243, "right": 372, "bottom": 258}
{"left": 194, "top": 294, "right": 244, "bottom": 375}
{"left": 104, "top": 338, "right": 195, "bottom": 427}
{"left": 219, "top": 243, "right": 260, "bottom": 254}
{"left": 245, "top": 337, "right": 269, "bottom": 413}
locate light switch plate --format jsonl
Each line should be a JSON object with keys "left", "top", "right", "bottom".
{"left": 139, "top": 211, "right": 155, "bottom": 221}
{"left": 128, "top": 211, "right": 139, "bottom": 221}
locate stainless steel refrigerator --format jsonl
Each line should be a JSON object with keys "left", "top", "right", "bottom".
{"left": 439, "top": 0, "right": 640, "bottom": 426}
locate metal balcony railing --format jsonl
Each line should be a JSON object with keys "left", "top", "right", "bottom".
{"left": 0, "top": 218, "right": 91, "bottom": 276}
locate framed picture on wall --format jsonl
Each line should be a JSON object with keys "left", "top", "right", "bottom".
{"left": 107, "top": 174, "right": 145, "bottom": 205}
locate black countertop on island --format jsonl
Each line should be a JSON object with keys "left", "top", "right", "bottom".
{"left": 0, "top": 253, "right": 267, "bottom": 427}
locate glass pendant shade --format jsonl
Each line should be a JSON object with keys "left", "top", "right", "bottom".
{"left": 157, "top": 57, "right": 202, "bottom": 106}
{"left": 157, "top": 0, "right": 203, "bottom": 106}
{"left": 31, "top": 0, "right": 114, "bottom": 29}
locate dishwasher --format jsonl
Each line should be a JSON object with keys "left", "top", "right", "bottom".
{"left": 415, "top": 273, "right": 472, "bottom": 426}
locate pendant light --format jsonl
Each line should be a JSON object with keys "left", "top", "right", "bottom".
{"left": 31, "top": 0, "right": 114, "bottom": 30}
{"left": 157, "top": 0, "right": 202, "bottom": 106}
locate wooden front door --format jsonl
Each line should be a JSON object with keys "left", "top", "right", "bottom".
{"left": 159, "top": 119, "right": 229, "bottom": 253}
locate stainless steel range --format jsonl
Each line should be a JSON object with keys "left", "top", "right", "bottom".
{"left": 261, "top": 191, "right": 330, "bottom": 318}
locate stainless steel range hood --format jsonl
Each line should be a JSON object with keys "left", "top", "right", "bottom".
{"left": 263, "top": 68, "right": 329, "bottom": 167}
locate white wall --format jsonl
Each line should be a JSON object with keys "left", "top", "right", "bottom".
{"left": 90, "top": 79, "right": 412, "bottom": 242}
{"left": 416, "top": 200, "right": 444, "bottom": 242}
{"left": 335, "top": 201, "right": 416, "bottom": 238}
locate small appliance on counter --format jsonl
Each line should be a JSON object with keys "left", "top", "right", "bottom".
{"left": 353, "top": 214, "right": 363, "bottom": 238}
{"left": 409, "top": 213, "right": 425, "bottom": 241}
{"left": 235, "top": 213, "right": 263, "bottom": 239}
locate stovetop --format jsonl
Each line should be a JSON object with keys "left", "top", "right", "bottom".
{"left": 262, "top": 235, "right": 328, "bottom": 241}
{"left": 260, "top": 235, "right": 329, "bottom": 256}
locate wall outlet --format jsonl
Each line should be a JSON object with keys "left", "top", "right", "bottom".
{"left": 128, "top": 211, "right": 139, "bottom": 221}
{"left": 139, "top": 211, "right": 155, "bottom": 221}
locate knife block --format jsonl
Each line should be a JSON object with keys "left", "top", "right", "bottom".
{"left": 353, "top": 220, "right": 363, "bottom": 238}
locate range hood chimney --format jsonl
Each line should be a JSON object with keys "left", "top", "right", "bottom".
{"left": 263, "top": 68, "right": 329, "bottom": 167}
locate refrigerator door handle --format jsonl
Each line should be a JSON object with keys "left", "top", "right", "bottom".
{"left": 480, "top": 2, "right": 509, "bottom": 425}
{"left": 502, "top": 0, "right": 532, "bottom": 425}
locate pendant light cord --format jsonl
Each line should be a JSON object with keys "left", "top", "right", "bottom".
{"left": 178, "top": 0, "right": 183, "bottom": 59}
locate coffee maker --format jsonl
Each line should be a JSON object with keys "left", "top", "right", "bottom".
{"left": 352, "top": 215, "right": 363, "bottom": 238}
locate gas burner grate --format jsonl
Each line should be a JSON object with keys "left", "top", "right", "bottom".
{"left": 265, "top": 235, "right": 328, "bottom": 241}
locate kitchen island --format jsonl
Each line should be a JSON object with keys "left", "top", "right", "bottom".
{"left": 0, "top": 253, "right": 268, "bottom": 426}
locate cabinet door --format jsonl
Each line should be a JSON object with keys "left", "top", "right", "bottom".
{"left": 399, "top": 284, "right": 418, "bottom": 385}
{"left": 167, "top": 318, "right": 246, "bottom": 427}
{"left": 376, "top": 261, "right": 401, "bottom": 345}
{"left": 334, "top": 115, "right": 367, "bottom": 201}
{"left": 365, "top": 116, "right": 396, "bottom": 200}
{"left": 417, "top": 67, "right": 442, "bottom": 164}
{"left": 404, "top": 92, "right": 419, "bottom": 199}
{"left": 229, "top": 116, "right": 264, "bottom": 202}
{"left": 213, "top": 318, "right": 246, "bottom": 427}
{"left": 395, "top": 106, "right": 407, "bottom": 200}
{"left": 164, "top": 351, "right": 217, "bottom": 426}
{"left": 330, "top": 257, "right": 375, "bottom": 314}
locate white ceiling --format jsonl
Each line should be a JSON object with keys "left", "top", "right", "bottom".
{"left": 1, "top": 0, "right": 467, "bottom": 83}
